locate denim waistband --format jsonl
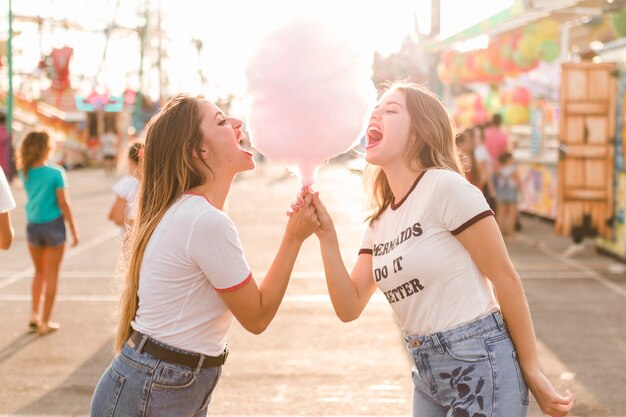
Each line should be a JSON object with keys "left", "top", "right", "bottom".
{"left": 405, "top": 310, "right": 505, "bottom": 351}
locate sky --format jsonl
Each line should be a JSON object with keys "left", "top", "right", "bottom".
{"left": 1, "top": 0, "right": 514, "bottom": 110}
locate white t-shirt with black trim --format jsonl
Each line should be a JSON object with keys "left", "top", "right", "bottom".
{"left": 132, "top": 193, "right": 251, "bottom": 356}
{"left": 360, "top": 169, "right": 499, "bottom": 336}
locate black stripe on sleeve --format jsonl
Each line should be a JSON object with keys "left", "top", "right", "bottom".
{"left": 450, "top": 210, "right": 494, "bottom": 235}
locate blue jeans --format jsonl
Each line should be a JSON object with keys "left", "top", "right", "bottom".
{"left": 407, "top": 311, "right": 529, "bottom": 417}
{"left": 91, "top": 339, "right": 222, "bottom": 417}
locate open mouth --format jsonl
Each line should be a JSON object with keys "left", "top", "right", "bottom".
{"left": 238, "top": 138, "right": 253, "bottom": 156}
{"left": 366, "top": 125, "right": 383, "bottom": 147}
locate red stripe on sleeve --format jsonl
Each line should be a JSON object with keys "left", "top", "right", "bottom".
{"left": 215, "top": 272, "right": 253, "bottom": 293}
{"left": 358, "top": 248, "right": 373, "bottom": 255}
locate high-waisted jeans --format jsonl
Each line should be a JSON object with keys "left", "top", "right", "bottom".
{"left": 406, "top": 311, "right": 529, "bottom": 417}
{"left": 91, "top": 339, "right": 221, "bottom": 417}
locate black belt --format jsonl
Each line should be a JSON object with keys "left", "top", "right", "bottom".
{"left": 128, "top": 331, "right": 228, "bottom": 369}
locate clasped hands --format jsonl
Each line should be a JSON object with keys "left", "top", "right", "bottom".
{"left": 285, "top": 186, "right": 334, "bottom": 240}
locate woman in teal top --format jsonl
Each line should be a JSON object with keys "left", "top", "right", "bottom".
{"left": 18, "top": 131, "right": 79, "bottom": 334}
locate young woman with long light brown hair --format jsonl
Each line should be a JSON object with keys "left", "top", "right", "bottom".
{"left": 18, "top": 131, "right": 79, "bottom": 334}
{"left": 91, "top": 94, "right": 319, "bottom": 417}
{"left": 302, "top": 83, "right": 573, "bottom": 417}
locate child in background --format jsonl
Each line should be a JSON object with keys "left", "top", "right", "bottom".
{"left": 495, "top": 152, "right": 522, "bottom": 241}
{"left": 108, "top": 142, "right": 143, "bottom": 235}
{"left": 18, "top": 131, "right": 79, "bottom": 334}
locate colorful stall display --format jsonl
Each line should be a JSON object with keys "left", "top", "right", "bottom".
{"left": 500, "top": 86, "right": 531, "bottom": 125}
{"left": 454, "top": 93, "right": 489, "bottom": 128}
{"left": 518, "top": 162, "right": 558, "bottom": 220}
{"left": 437, "top": 18, "right": 560, "bottom": 85}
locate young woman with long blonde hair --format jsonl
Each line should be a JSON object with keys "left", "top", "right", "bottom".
{"left": 302, "top": 83, "right": 573, "bottom": 417}
{"left": 18, "top": 131, "right": 79, "bottom": 334}
{"left": 91, "top": 94, "right": 319, "bottom": 417}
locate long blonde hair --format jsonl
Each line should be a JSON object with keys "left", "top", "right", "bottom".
{"left": 365, "top": 83, "right": 463, "bottom": 223}
{"left": 114, "top": 94, "right": 210, "bottom": 353}
{"left": 17, "top": 131, "right": 51, "bottom": 179}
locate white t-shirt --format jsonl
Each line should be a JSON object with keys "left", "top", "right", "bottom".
{"left": 474, "top": 144, "right": 492, "bottom": 177}
{"left": 112, "top": 175, "right": 139, "bottom": 220}
{"left": 132, "top": 193, "right": 251, "bottom": 356}
{"left": 0, "top": 168, "right": 16, "bottom": 214}
{"left": 360, "top": 169, "right": 499, "bottom": 336}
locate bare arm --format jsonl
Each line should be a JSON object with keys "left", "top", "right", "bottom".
{"left": 218, "top": 193, "right": 319, "bottom": 334}
{"left": 0, "top": 211, "right": 13, "bottom": 250}
{"left": 108, "top": 196, "right": 126, "bottom": 226}
{"left": 311, "top": 192, "right": 377, "bottom": 322}
{"left": 455, "top": 216, "right": 573, "bottom": 416}
{"left": 56, "top": 188, "right": 79, "bottom": 246}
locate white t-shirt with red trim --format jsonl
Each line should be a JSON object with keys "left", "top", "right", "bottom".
{"left": 132, "top": 193, "right": 251, "bottom": 356}
{"left": 360, "top": 168, "right": 499, "bottom": 336}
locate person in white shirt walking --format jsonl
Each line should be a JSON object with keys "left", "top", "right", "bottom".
{"left": 0, "top": 166, "right": 16, "bottom": 250}
{"left": 108, "top": 142, "right": 143, "bottom": 238}
{"left": 91, "top": 94, "right": 319, "bottom": 417}
{"left": 473, "top": 124, "right": 496, "bottom": 212}
{"left": 100, "top": 127, "right": 118, "bottom": 176}
{"left": 300, "top": 83, "right": 573, "bottom": 417}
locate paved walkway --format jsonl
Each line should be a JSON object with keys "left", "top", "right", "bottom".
{"left": 0, "top": 163, "right": 624, "bottom": 416}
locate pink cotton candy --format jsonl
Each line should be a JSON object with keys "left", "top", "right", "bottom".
{"left": 245, "top": 20, "right": 376, "bottom": 186}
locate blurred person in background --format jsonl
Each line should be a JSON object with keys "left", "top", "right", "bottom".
{"left": 0, "top": 113, "right": 10, "bottom": 175}
{"left": 0, "top": 166, "right": 16, "bottom": 250}
{"left": 17, "top": 131, "right": 80, "bottom": 334}
{"left": 474, "top": 124, "right": 496, "bottom": 212}
{"left": 495, "top": 152, "right": 523, "bottom": 242}
{"left": 100, "top": 126, "right": 119, "bottom": 176}
{"left": 108, "top": 142, "right": 144, "bottom": 238}
{"left": 455, "top": 128, "right": 479, "bottom": 188}
{"left": 484, "top": 113, "right": 510, "bottom": 170}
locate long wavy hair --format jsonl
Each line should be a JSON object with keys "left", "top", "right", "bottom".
{"left": 365, "top": 83, "right": 463, "bottom": 224}
{"left": 114, "top": 94, "right": 211, "bottom": 353}
{"left": 17, "top": 131, "right": 51, "bottom": 179}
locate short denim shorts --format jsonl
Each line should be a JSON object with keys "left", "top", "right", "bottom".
{"left": 26, "top": 216, "right": 66, "bottom": 248}
{"left": 406, "top": 311, "right": 529, "bottom": 417}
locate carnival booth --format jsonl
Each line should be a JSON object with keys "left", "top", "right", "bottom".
{"left": 427, "top": 0, "right": 626, "bottom": 260}
{"left": 437, "top": 16, "right": 563, "bottom": 219}
{"left": 431, "top": 1, "right": 626, "bottom": 260}
{"left": 595, "top": 36, "right": 626, "bottom": 261}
